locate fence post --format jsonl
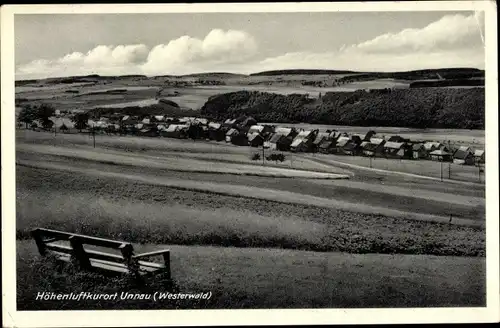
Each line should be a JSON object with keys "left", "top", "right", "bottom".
{"left": 448, "top": 163, "right": 451, "bottom": 179}
{"left": 162, "top": 251, "right": 171, "bottom": 280}
{"left": 440, "top": 161, "right": 443, "bottom": 181}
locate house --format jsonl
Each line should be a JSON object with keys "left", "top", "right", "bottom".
{"left": 225, "top": 128, "right": 239, "bottom": 142}
{"left": 230, "top": 133, "right": 248, "bottom": 146}
{"left": 290, "top": 130, "right": 318, "bottom": 152}
{"left": 412, "top": 143, "right": 427, "bottom": 159}
{"left": 424, "top": 142, "right": 449, "bottom": 153}
{"left": 248, "top": 133, "right": 264, "bottom": 147}
{"left": 208, "top": 122, "right": 225, "bottom": 141}
{"left": 247, "top": 125, "right": 274, "bottom": 139}
{"left": 194, "top": 118, "right": 208, "bottom": 125}
{"left": 274, "top": 127, "right": 298, "bottom": 140}
{"left": 265, "top": 133, "right": 293, "bottom": 151}
{"left": 453, "top": 148, "right": 474, "bottom": 165}
{"left": 237, "top": 116, "right": 258, "bottom": 131}
{"left": 363, "top": 130, "right": 376, "bottom": 141}
{"left": 335, "top": 137, "right": 350, "bottom": 154}
{"left": 350, "top": 135, "right": 363, "bottom": 146}
{"left": 388, "top": 135, "right": 408, "bottom": 143}
{"left": 368, "top": 138, "right": 386, "bottom": 157}
{"left": 153, "top": 115, "right": 165, "bottom": 122}
{"left": 318, "top": 140, "right": 336, "bottom": 154}
{"left": 141, "top": 117, "right": 151, "bottom": 125}
{"left": 138, "top": 128, "right": 158, "bottom": 137}
{"left": 161, "top": 124, "right": 188, "bottom": 138}
{"left": 223, "top": 118, "right": 238, "bottom": 129}
{"left": 429, "top": 149, "right": 453, "bottom": 162}
{"left": 473, "top": 149, "right": 485, "bottom": 164}
{"left": 361, "top": 141, "right": 377, "bottom": 157}
{"left": 339, "top": 141, "right": 360, "bottom": 156}
{"left": 383, "top": 142, "right": 408, "bottom": 159}
{"left": 312, "top": 132, "right": 331, "bottom": 150}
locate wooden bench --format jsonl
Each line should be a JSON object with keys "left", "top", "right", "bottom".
{"left": 31, "top": 228, "right": 171, "bottom": 280}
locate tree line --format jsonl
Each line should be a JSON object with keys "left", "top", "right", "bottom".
{"left": 200, "top": 88, "right": 485, "bottom": 129}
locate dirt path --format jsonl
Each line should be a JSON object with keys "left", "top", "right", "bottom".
{"left": 17, "top": 159, "right": 484, "bottom": 228}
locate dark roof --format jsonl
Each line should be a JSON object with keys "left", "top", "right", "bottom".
{"left": 319, "top": 140, "right": 333, "bottom": 149}
{"left": 248, "top": 133, "right": 263, "bottom": 142}
{"left": 342, "top": 142, "right": 358, "bottom": 151}
{"left": 453, "top": 149, "right": 472, "bottom": 160}
{"left": 412, "top": 143, "right": 425, "bottom": 151}
{"left": 388, "top": 136, "right": 407, "bottom": 142}
{"left": 269, "top": 133, "right": 284, "bottom": 143}
{"left": 362, "top": 143, "right": 378, "bottom": 151}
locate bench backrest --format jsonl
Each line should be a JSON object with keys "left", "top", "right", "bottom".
{"left": 31, "top": 228, "right": 135, "bottom": 268}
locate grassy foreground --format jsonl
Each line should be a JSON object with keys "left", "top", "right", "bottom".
{"left": 17, "top": 241, "right": 485, "bottom": 310}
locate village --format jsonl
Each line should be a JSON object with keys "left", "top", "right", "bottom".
{"left": 26, "top": 111, "right": 486, "bottom": 167}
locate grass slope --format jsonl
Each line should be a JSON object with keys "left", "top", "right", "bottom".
{"left": 17, "top": 240, "right": 485, "bottom": 310}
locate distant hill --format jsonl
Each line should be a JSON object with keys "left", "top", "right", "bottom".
{"left": 200, "top": 88, "right": 485, "bottom": 129}
{"left": 251, "top": 68, "right": 484, "bottom": 80}
{"left": 250, "top": 69, "right": 358, "bottom": 76}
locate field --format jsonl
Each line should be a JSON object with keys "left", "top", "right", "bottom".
{"left": 14, "top": 70, "right": 486, "bottom": 309}
{"left": 15, "top": 128, "right": 486, "bottom": 309}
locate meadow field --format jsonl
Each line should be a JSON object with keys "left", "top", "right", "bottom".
{"left": 15, "top": 129, "right": 486, "bottom": 309}
{"left": 14, "top": 70, "right": 486, "bottom": 310}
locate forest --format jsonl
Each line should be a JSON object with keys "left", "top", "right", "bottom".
{"left": 200, "top": 88, "right": 485, "bottom": 129}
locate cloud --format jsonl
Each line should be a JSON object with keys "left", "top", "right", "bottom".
{"left": 140, "top": 29, "right": 257, "bottom": 75}
{"left": 16, "top": 13, "right": 484, "bottom": 79}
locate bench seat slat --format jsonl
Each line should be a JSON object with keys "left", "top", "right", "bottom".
{"left": 46, "top": 243, "right": 125, "bottom": 263}
{"left": 53, "top": 254, "right": 159, "bottom": 275}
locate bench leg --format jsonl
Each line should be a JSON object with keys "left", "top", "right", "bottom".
{"left": 162, "top": 252, "right": 171, "bottom": 280}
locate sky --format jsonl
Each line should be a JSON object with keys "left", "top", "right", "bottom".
{"left": 14, "top": 11, "right": 485, "bottom": 79}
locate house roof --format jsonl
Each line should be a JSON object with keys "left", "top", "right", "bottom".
{"left": 342, "top": 141, "right": 358, "bottom": 151}
{"left": 122, "top": 115, "right": 130, "bottom": 121}
{"left": 313, "top": 132, "right": 330, "bottom": 144}
{"left": 336, "top": 138, "right": 349, "bottom": 147}
{"left": 248, "top": 132, "right": 263, "bottom": 142}
{"left": 370, "top": 138, "right": 385, "bottom": 145}
{"left": 140, "top": 128, "right": 151, "bottom": 133}
{"left": 429, "top": 149, "right": 451, "bottom": 156}
{"left": 165, "top": 124, "right": 188, "bottom": 132}
{"left": 157, "top": 124, "right": 167, "bottom": 131}
{"left": 412, "top": 143, "right": 425, "bottom": 151}
{"left": 208, "top": 122, "right": 221, "bottom": 130}
{"left": 269, "top": 133, "right": 285, "bottom": 143}
{"left": 458, "top": 146, "right": 471, "bottom": 152}
{"left": 194, "top": 118, "right": 208, "bottom": 125}
{"left": 384, "top": 141, "right": 404, "bottom": 149}
{"left": 360, "top": 141, "right": 371, "bottom": 148}
{"left": 319, "top": 140, "right": 333, "bottom": 149}
{"left": 296, "top": 130, "right": 313, "bottom": 138}
{"left": 154, "top": 115, "right": 165, "bottom": 121}
{"left": 474, "top": 149, "right": 485, "bottom": 157}
{"left": 291, "top": 138, "right": 304, "bottom": 147}
{"left": 362, "top": 143, "right": 379, "bottom": 152}
{"left": 248, "top": 125, "right": 265, "bottom": 134}
{"left": 224, "top": 118, "right": 237, "bottom": 125}
{"left": 275, "top": 127, "right": 293, "bottom": 136}
{"left": 142, "top": 118, "right": 151, "bottom": 124}
{"left": 388, "top": 135, "right": 405, "bottom": 142}
{"left": 226, "top": 128, "right": 239, "bottom": 136}
{"left": 453, "top": 149, "right": 472, "bottom": 160}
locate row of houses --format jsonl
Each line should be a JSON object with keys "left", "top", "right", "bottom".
{"left": 57, "top": 113, "right": 487, "bottom": 165}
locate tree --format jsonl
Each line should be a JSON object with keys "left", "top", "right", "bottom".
{"left": 18, "top": 105, "right": 37, "bottom": 128}
{"left": 33, "top": 104, "right": 55, "bottom": 130}
{"left": 72, "top": 113, "right": 89, "bottom": 132}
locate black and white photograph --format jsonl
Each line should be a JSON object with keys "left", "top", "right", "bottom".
{"left": 1, "top": 1, "right": 499, "bottom": 327}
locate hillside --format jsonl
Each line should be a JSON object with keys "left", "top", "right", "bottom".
{"left": 250, "top": 69, "right": 358, "bottom": 76}
{"left": 200, "top": 88, "right": 485, "bottom": 129}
